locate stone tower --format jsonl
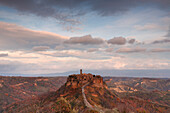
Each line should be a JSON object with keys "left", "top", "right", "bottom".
{"left": 80, "top": 69, "right": 82, "bottom": 75}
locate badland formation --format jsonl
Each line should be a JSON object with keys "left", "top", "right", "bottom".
{"left": 1, "top": 70, "right": 170, "bottom": 113}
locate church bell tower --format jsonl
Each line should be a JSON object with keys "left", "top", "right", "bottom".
{"left": 80, "top": 69, "right": 82, "bottom": 75}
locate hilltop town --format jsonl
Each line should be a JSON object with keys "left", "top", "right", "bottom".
{"left": 66, "top": 69, "right": 104, "bottom": 88}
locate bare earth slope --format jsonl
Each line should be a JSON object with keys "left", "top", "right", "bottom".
{"left": 0, "top": 75, "right": 170, "bottom": 113}
{"left": 0, "top": 76, "right": 67, "bottom": 112}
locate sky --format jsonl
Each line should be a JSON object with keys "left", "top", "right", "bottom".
{"left": 0, "top": 0, "right": 170, "bottom": 74}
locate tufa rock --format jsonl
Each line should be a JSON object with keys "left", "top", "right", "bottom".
{"left": 65, "top": 69, "right": 103, "bottom": 88}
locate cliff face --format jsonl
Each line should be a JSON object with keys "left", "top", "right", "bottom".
{"left": 65, "top": 73, "right": 103, "bottom": 88}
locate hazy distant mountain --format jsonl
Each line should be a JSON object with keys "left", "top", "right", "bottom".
{"left": 1, "top": 69, "right": 170, "bottom": 78}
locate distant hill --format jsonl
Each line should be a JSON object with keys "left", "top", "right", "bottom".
{"left": 105, "top": 77, "right": 170, "bottom": 108}
{"left": 0, "top": 76, "right": 67, "bottom": 112}
{"left": 104, "top": 77, "right": 170, "bottom": 92}
{"left": 1, "top": 69, "right": 170, "bottom": 78}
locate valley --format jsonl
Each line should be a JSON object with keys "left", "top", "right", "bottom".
{"left": 0, "top": 72, "right": 169, "bottom": 113}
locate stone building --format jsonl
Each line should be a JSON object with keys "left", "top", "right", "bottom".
{"left": 65, "top": 69, "right": 103, "bottom": 88}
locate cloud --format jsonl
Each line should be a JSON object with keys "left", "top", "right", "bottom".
{"left": 41, "top": 50, "right": 110, "bottom": 60}
{"left": 107, "top": 37, "right": 126, "bottom": 45}
{"left": 1, "top": 0, "right": 168, "bottom": 17}
{"left": 165, "top": 26, "right": 170, "bottom": 38}
{"left": 105, "top": 48, "right": 114, "bottom": 52}
{"left": 150, "top": 48, "right": 170, "bottom": 52}
{"left": 64, "top": 35, "right": 104, "bottom": 45}
{"left": 124, "top": 59, "right": 170, "bottom": 69}
{"left": 116, "top": 47, "right": 146, "bottom": 53}
{"left": 152, "top": 26, "right": 170, "bottom": 44}
{"left": 0, "top": 60, "right": 19, "bottom": 72}
{"left": 90, "top": 0, "right": 170, "bottom": 16}
{"left": 0, "top": 0, "right": 81, "bottom": 27}
{"left": 0, "top": 53, "right": 8, "bottom": 57}
{"left": 0, "top": 51, "right": 122, "bottom": 74}
{"left": 0, "top": 50, "right": 170, "bottom": 74}
{"left": 0, "top": 22, "right": 68, "bottom": 50}
{"left": 32, "top": 46, "right": 50, "bottom": 51}
{"left": 87, "top": 48, "right": 99, "bottom": 52}
{"left": 0, "top": 0, "right": 169, "bottom": 31}
{"left": 134, "top": 23, "right": 162, "bottom": 31}
{"left": 0, "top": 60, "right": 38, "bottom": 73}
{"left": 152, "top": 39, "right": 170, "bottom": 44}
{"left": 128, "top": 39, "right": 136, "bottom": 44}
